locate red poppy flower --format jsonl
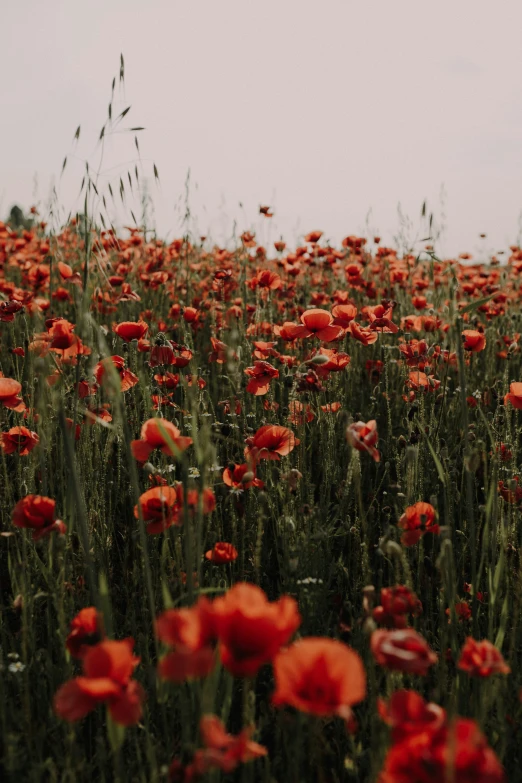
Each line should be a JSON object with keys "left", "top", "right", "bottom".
{"left": 283, "top": 309, "right": 343, "bottom": 342}
{"left": 371, "top": 628, "right": 437, "bottom": 675}
{"left": 0, "top": 300, "right": 24, "bottom": 322}
{"left": 241, "top": 231, "right": 256, "bottom": 247}
{"left": 0, "top": 377, "right": 25, "bottom": 412}
{"left": 12, "top": 494, "right": 66, "bottom": 541}
{"left": 113, "top": 320, "right": 149, "bottom": 341}
{"left": 1, "top": 426, "right": 39, "bottom": 455}
{"left": 76, "top": 380, "right": 97, "bottom": 398}
{"left": 313, "top": 349, "right": 351, "bottom": 377}
{"left": 346, "top": 420, "right": 380, "bottom": 462}
{"left": 58, "top": 261, "right": 73, "bottom": 279}
{"left": 223, "top": 463, "right": 264, "bottom": 490}
{"left": 372, "top": 586, "right": 422, "bottom": 629}
{"left": 321, "top": 402, "right": 342, "bottom": 413}
{"left": 407, "top": 371, "right": 441, "bottom": 393}
{"left": 245, "top": 424, "right": 299, "bottom": 463}
{"left": 398, "top": 502, "right": 439, "bottom": 546}
{"left": 212, "top": 583, "right": 301, "bottom": 677}
{"left": 462, "top": 329, "right": 486, "bottom": 352}
{"left": 47, "top": 318, "right": 76, "bottom": 350}
{"left": 94, "top": 355, "right": 138, "bottom": 392}
{"left": 251, "top": 269, "right": 281, "bottom": 290}
{"left": 272, "top": 637, "right": 366, "bottom": 719}
{"left": 195, "top": 715, "right": 267, "bottom": 773}
{"left": 149, "top": 343, "right": 175, "bottom": 367}
{"left": 134, "top": 486, "right": 180, "bottom": 534}
{"left": 244, "top": 361, "right": 279, "bottom": 395}
{"left": 378, "top": 689, "right": 446, "bottom": 744}
{"left": 378, "top": 717, "right": 505, "bottom": 783}
{"left": 287, "top": 400, "right": 315, "bottom": 426}
{"left": 349, "top": 321, "right": 379, "bottom": 346}
{"left": 209, "top": 337, "right": 236, "bottom": 364}
{"left": 252, "top": 341, "right": 278, "bottom": 360}
{"left": 66, "top": 607, "right": 103, "bottom": 659}
{"left": 156, "top": 597, "right": 217, "bottom": 682}
{"left": 446, "top": 601, "right": 472, "bottom": 623}
{"left": 498, "top": 476, "right": 522, "bottom": 504}
{"left": 332, "top": 303, "right": 358, "bottom": 328}
{"left": 504, "top": 382, "right": 522, "bottom": 409}
{"left": 54, "top": 639, "right": 145, "bottom": 726}
{"left": 304, "top": 231, "right": 323, "bottom": 243}
{"left": 367, "top": 305, "right": 398, "bottom": 334}
{"left": 154, "top": 372, "right": 180, "bottom": 391}
{"left": 131, "top": 418, "right": 193, "bottom": 462}
{"left": 398, "top": 339, "right": 429, "bottom": 367}
{"left": 205, "top": 542, "right": 238, "bottom": 564}
{"left": 182, "top": 307, "right": 199, "bottom": 323}
{"left": 457, "top": 637, "right": 510, "bottom": 677}
{"left": 177, "top": 486, "right": 216, "bottom": 516}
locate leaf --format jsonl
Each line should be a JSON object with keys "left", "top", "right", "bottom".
{"left": 119, "top": 106, "right": 131, "bottom": 120}
{"left": 417, "top": 425, "right": 446, "bottom": 485}
{"left": 494, "top": 594, "right": 509, "bottom": 650}
{"left": 129, "top": 127, "right": 145, "bottom": 131}
{"left": 459, "top": 292, "right": 496, "bottom": 315}
{"left": 153, "top": 163, "right": 160, "bottom": 181}
{"left": 161, "top": 578, "right": 174, "bottom": 609}
{"left": 99, "top": 125, "right": 105, "bottom": 141}
{"left": 73, "top": 125, "right": 81, "bottom": 141}
{"left": 61, "top": 157, "right": 67, "bottom": 174}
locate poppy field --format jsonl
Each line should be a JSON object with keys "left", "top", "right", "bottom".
{"left": 2, "top": 209, "right": 522, "bottom": 782}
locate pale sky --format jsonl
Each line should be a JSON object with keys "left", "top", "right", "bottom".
{"left": 3, "top": 0, "right": 522, "bottom": 257}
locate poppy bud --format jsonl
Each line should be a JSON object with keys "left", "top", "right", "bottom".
{"left": 382, "top": 540, "right": 403, "bottom": 559}
{"left": 307, "top": 354, "right": 330, "bottom": 365}
{"left": 363, "top": 617, "right": 377, "bottom": 634}
{"left": 13, "top": 594, "right": 23, "bottom": 612}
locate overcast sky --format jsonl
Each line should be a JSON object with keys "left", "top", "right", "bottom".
{"left": 3, "top": 1, "right": 522, "bottom": 257}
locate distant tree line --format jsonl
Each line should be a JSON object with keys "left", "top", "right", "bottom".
{"left": 5, "top": 205, "right": 34, "bottom": 231}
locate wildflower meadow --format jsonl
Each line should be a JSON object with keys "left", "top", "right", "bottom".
{"left": 3, "top": 77, "right": 522, "bottom": 783}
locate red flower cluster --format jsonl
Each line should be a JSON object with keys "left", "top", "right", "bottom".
{"left": 372, "top": 586, "right": 422, "bottom": 628}
{"left": 378, "top": 692, "right": 505, "bottom": 782}
{"left": 12, "top": 495, "right": 66, "bottom": 541}
{"left": 156, "top": 583, "right": 300, "bottom": 680}
{"left": 170, "top": 715, "right": 267, "bottom": 780}
{"left": 54, "top": 639, "right": 145, "bottom": 726}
